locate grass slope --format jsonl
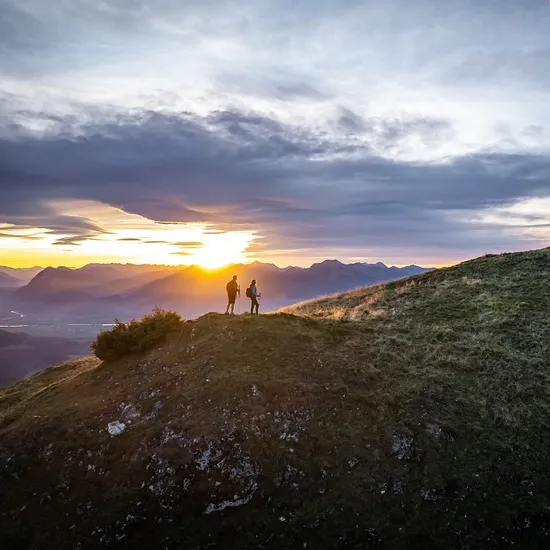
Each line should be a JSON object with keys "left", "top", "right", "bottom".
{"left": 286, "top": 247, "right": 550, "bottom": 440}
{"left": 1, "top": 248, "right": 550, "bottom": 549}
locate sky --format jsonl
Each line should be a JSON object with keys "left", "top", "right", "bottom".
{"left": 1, "top": 0, "right": 550, "bottom": 268}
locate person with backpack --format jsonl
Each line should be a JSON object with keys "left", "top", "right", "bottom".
{"left": 246, "top": 279, "right": 261, "bottom": 315}
{"left": 225, "top": 275, "right": 240, "bottom": 315}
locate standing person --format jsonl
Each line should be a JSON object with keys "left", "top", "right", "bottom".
{"left": 225, "top": 275, "right": 240, "bottom": 315}
{"left": 246, "top": 279, "right": 261, "bottom": 315}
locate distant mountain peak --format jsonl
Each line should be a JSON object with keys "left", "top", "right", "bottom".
{"left": 314, "top": 259, "right": 344, "bottom": 267}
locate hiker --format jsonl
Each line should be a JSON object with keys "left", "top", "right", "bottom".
{"left": 246, "top": 279, "right": 261, "bottom": 315}
{"left": 225, "top": 275, "right": 240, "bottom": 315}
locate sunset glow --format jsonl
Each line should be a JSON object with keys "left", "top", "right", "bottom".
{"left": 2, "top": 1, "right": 550, "bottom": 270}
{"left": 0, "top": 200, "right": 256, "bottom": 268}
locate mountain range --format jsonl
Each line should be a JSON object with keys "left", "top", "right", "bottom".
{"left": 0, "top": 266, "right": 42, "bottom": 285}
{"left": 0, "top": 261, "right": 429, "bottom": 322}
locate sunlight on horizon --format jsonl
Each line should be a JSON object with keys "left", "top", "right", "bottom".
{"left": 3, "top": 197, "right": 538, "bottom": 270}
{"left": 0, "top": 200, "right": 257, "bottom": 269}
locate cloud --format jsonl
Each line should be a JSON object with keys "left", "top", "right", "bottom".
{"left": 1, "top": 0, "right": 550, "bottom": 264}
{"left": 337, "top": 108, "right": 365, "bottom": 133}
{"left": 0, "top": 230, "right": 42, "bottom": 240}
{"left": 0, "top": 209, "right": 111, "bottom": 240}
{"left": 216, "top": 72, "right": 330, "bottom": 101}
{"left": 1, "top": 106, "right": 549, "bottom": 263}
{"left": 52, "top": 235, "right": 100, "bottom": 246}
{"left": 171, "top": 242, "right": 204, "bottom": 248}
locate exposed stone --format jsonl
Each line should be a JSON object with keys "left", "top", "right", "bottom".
{"left": 107, "top": 421, "right": 126, "bottom": 436}
{"left": 391, "top": 429, "right": 414, "bottom": 460}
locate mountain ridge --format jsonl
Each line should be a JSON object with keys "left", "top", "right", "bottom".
{"left": 0, "top": 266, "right": 42, "bottom": 284}
{"left": 0, "top": 272, "right": 21, "bottom": 288}
{"left": 2, "top": 260, "right": 429, "bottom": 321}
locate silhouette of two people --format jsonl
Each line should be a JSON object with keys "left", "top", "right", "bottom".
{"left": 225, "top": 276, "right": 261, "bottom": 315}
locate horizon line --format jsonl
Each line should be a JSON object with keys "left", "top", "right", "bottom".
{"left": 0, "top": 258, "right": 434, "bottom": 272}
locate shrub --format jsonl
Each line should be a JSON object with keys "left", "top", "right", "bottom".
{"left": 91, "top": 308, "right": 183, "bottom": 361}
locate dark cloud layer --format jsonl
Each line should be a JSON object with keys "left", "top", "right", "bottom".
{"left": 0, "top": 107, "right": 549, "bottom": 257}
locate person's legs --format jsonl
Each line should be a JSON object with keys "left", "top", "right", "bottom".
{"left": 251, "top": 297, "right": 259, "bottom": 315}
{"left": 227, "top": 294, "right": 236, "bottom": 314}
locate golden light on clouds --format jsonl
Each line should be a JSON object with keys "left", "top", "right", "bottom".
{"left": 0, "top": 200, "right": 257, "bottom": 268}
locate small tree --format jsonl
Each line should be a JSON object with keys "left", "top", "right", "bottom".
{"left": 92, "top": 308, "right": 183, "bottom": 361}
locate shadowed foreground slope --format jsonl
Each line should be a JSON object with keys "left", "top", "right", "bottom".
{"left": 1, "top": 248, "right": 550, "bottom": 549}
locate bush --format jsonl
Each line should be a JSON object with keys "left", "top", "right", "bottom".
{"left": 91, "top": 308, "right": 183, "bottom": 361}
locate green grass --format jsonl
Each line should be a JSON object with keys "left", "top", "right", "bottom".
{"left": 1, "top": 248, "right": 550, "bottom": 548}
{"left": 287, "top": 248, "right": 550, "bottom": 440}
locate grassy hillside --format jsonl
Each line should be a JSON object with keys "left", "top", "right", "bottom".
{"left": 286, "top": 247, "right": 550, "bottom": 438}
{"left": 1, "top": 248, "right": 550, "bottom": 548}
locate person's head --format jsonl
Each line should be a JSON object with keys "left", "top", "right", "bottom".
{"left": 251, "top": 279, "right": 256, "bottom": 286}
{"left": 233, "top": 275, "right": 237, "bottom": 281}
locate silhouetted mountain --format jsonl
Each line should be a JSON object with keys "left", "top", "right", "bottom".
{"left": 16, "top": 265, "right": 177, "bottom": 298}
{"left": 0, "top": 266, "right": 42, "bottom": 284}
{"left": 0, "top": 272, "right": 21, "bottom": 288}
{"left": 0, "top": 264, "right": 182, "bottom": 319}
{"left": 128, "top": 261, "right": 430, "bottom": 317}
{"left": 2, "top": 261, "right": 430, "bottom": 321}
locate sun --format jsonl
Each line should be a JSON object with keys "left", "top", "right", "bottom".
{"left": 188, "top": 233, "right": 251, "bottom": 268}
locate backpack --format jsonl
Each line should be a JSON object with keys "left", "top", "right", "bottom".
{"left": 245, "top": 286, "right": 253, "bottom": 298}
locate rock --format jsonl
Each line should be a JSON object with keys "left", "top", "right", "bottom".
{"left": 120, "top": 403, "right": 141, "bottom": 421}
{"left": 391, "top": 429, "right": 414, "bottom": 461}
{"left": 108, "top": 422, "right": 126, "bottom": 436}
{"left": 420, "top": 488, "right": 439, "bottom": 502}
